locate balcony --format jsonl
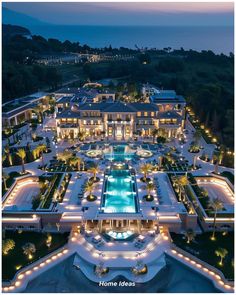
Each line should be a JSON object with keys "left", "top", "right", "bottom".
{"left": 159, "top": 122, "right": 181, "bottom": 128}
{"left": 59, "top": 123, "right": 78, "bottom": 128}
{"left": 107, "top": 120, "right": 131, "bottom": 124}
{"left": 136, "top": 123, "right": 155, "bottom": 127}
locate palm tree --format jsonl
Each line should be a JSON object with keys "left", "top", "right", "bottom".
{"left": 16, "top": 148, "right": 26, "bottom": 173}
{"left": 178, "top": 175, "right": 189, "bottom": 186}
{"left": 140, "top": 163, "right": 153, "bottom": 182}
{"left": 57, "top": 151, "right": 73, "bottom": 164}
{"left": 2, "top": 153, "right": 6, "bottom": 163}
{"left": 85, "top": 181, "right": 94, "bottom": 199}
{"left": 193, "top": 130, "right": 201, "bottom": 147}
{"left": 36, "top": 144, "right": 47, "bottom": 167}
{"left": 2, "top": 171, "right": 9, "bottom": 191}
{"left": 185, "top": 229, "right": 196, "bottom": 244}
{"left": 69, "top": 156, "right": 82, "bottom": 171}
{"left": 32, "top": 148, "right": 39, "bottom": 160}
{"left": 46, "top": 233, "right": 52, "bottom": 248}
{"left": 208, "top": 198, "right": 224, "bottom": 240}
{"left": 146, "top": 182, "right": 155, "bottom": 198}
{"left": 34, "top": 104, "right": 44, "bottom": 123}
{"left": 53, "top": 188, "right": 61, "bottom": 203}
{"left": 22, "top": 242, "right": 36, "bottom": 259}
{"left": 2, "top": 239, "right": 15, "bottom": 255}
{"left": 88, "top": 164, "right": 100, "bottom": 181}
{"left": 78, "top": 130, "right": 86, "bottom": 142}
{"left": 215, "top": 248, "right": 228, "bottom": 266}
{"left": 218, "top": 145, "right": 225, "bottom": 165}
{"left": 4, "top": 145, "right": 13, "bottom": 166}
{"left": 151, "top": 129, "right": 159, "bottom": 143}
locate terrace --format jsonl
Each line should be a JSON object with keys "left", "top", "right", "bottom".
{"left": 196, "top": 177, "right": 234, "bottom": 214}
{"left": 2, "top": 176, "right": 40, "bottom": 212}
{"left": 189, "top": 175, "right": 234, "bottom": 218}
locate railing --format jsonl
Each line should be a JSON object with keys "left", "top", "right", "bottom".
{"left": 2, "top": 244, "right": 69, "bottom": 288}
{"left": 2, "top": 175, "right": 38, "bottom": 204}
{"left": 168, "top": 244, "right": 234, "bottom": 291}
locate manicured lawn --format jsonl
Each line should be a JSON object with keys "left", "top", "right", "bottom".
{"left": 171, "top": 231, "right": 234, "bottom": 280}
{"left": 2, "top": 231, "right": 70, "bottom": 281}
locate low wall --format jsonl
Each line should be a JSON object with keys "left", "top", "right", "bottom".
{"left": 167, "top": 244, "right": 234, "bottom": 293}
{"left": 2, "top": 175, "right": 39, "bottom": 205}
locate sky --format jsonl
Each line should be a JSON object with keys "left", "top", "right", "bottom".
{"left": 2, "top": 2, "right": 234, "bottom": 26}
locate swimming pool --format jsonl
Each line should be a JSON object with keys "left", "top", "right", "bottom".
{"left": 102, "top": 165, "right": 137, "bottom": 213}
{"left": 104, "top": 145, "right": 135, "bottom": 161}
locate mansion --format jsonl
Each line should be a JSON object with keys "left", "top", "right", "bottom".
{"left": 56, "top": 88, "right": 186, "bottom": 140}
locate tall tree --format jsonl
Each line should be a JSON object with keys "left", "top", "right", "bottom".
{"left": 208, "top": 198, "right": 224, "bottom": 240}
{"left": 16, "top": 148, "right": 26, "bottom": 173}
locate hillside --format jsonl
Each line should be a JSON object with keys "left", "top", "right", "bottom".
{"left": 2, "top": 24, "right": 31, "bottom": 39}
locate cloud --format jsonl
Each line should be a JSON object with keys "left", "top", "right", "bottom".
{"left": 2, "top": 2, "right": 234, "bottom": 26}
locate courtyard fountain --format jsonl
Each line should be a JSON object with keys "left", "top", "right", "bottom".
{"left": 136, "top": 147, "right": 153, "bottom": 158}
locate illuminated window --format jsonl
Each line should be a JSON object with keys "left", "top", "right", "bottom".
{"left": 151, "top": 112, "right": 155, "bottom": 117}
{"left": 137, "top": 112, "right": 141, "bottom": 117}
{"left": 108, "top": 127, "right": 113, "bottom": 135}
{"left": 144, "top": 112, "right": 148, "bottom": 117}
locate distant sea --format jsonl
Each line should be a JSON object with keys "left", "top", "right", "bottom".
{"left": 29, "top": 25, "right": 234, "bottom": 55}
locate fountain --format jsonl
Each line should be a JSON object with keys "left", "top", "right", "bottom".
{"left": 136, "top": 146, "right": 153, "bottom": 158}
{"left": 124, "top": 145, "right": 130, "bottom": 155}
{"left": 110, "top": 146, "right": 114, "bottom": 161}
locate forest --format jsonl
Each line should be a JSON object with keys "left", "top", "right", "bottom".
{"left": 2, "top": 24, "right": 234, "bottom": 148}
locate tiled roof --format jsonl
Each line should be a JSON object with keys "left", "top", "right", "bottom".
{"left": 78, "top": 102, "right": 158, "bottom": 113}
{"left": 56, "top": 109, "right": 80, "bottom": 119}
{"left": 150, "top": 91, "right": 185, "bottom": 103}
{"left": 157, "top": 111, "right": 182, "bottom": 119}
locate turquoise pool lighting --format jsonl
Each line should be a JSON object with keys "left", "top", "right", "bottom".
{"left": 107, "top": 230, "right": 133, "bottom": 240}
{"left": 102, "top": 167, "right": 137, "bottom": 213}
{"left": 104, "top": 145, "right": 134, "bottom": 161}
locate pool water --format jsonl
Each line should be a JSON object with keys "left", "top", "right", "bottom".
{"left": 104, "top": 145, "right": 134, "bottom": 161}
{"left": 103, "top": 168, "right": 137, "bottom": 213}
{"left": 107, "top": 230, "right": 133, "bottom": 240}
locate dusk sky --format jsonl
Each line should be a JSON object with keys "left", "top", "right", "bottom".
{"left": 2, "top": 2, "right": 234, "bottom": 26}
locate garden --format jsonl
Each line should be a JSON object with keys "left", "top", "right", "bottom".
{"left": 2, "top": 231, "right": 70, "bottom": 281}
{"left": 31, "top": 172, "right": 72, "bottom": 210}
{"left": 187, "top": 174, "right": 234, "bottom": 218}
{"left": 170, "top": 231, "right": 234, "bottom": 280}
{"left": 168, "top": 173, "right": 196, "bottom": 215}
{"left": 161, "top": 153, "right": 191, "bottom": 172}
{"left": 3, "top": 144, "right": 51, "bottom": 169}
